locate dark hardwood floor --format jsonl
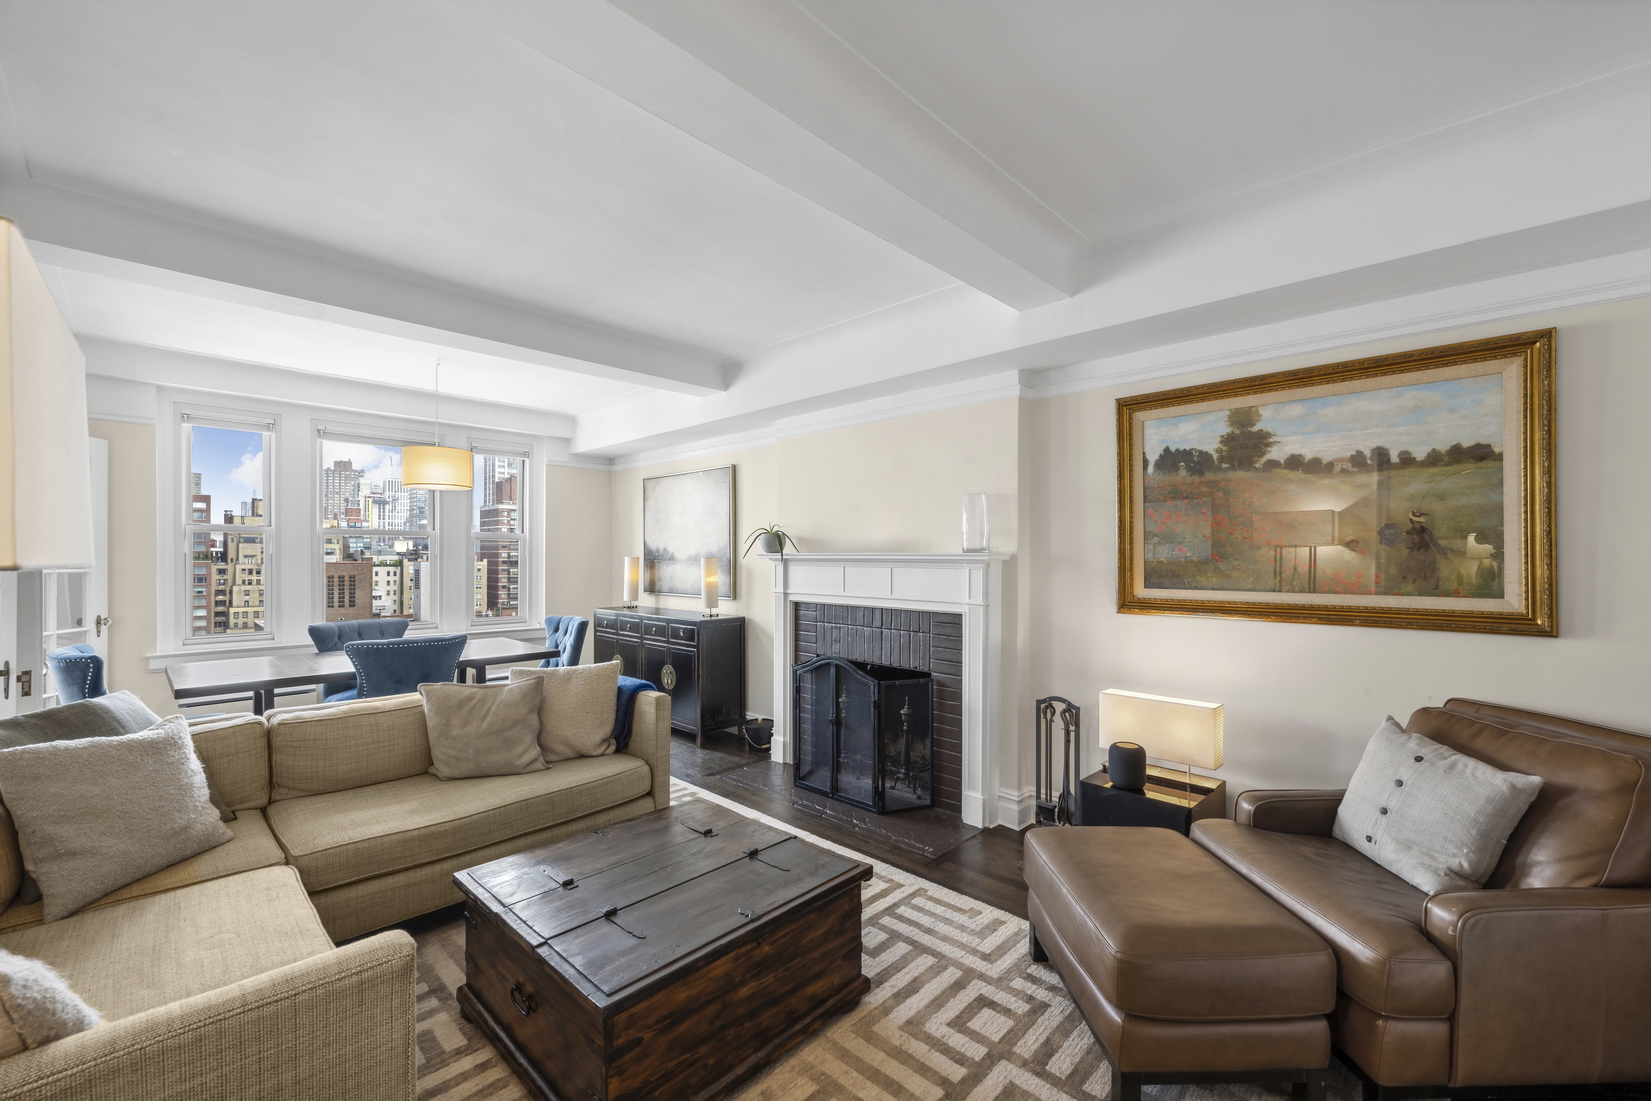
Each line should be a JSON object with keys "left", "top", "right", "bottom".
{"left": 669, "top": 729, "right": 1029, "bottom": 919}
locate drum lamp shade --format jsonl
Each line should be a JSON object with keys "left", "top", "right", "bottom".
{"left": 401, "top": 445, "right": 473, "bottom": 492}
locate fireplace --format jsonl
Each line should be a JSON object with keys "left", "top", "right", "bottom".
{"left": 793, "top": 656, "right": 934, "bottom": 814}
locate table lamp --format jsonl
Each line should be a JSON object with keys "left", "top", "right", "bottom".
{"left": 701, "top": 556, "right": 720, "bottom": 616}
{"left": 621, "top": 556, "right": 640, "bottom": 607}
{"left": 1099, "top": 689, "right": 1223, "bottom": 799}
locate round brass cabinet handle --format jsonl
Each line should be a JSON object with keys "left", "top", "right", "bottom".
{"left": 509, "top": 981, "right": 536, "bottom": 1017}
{"left": 661, "top": 664, "right": 677, "bottom": 691}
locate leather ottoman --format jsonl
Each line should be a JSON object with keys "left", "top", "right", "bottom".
{"left": 1026, "top": 826, "right": 1336, "bottom": 1101}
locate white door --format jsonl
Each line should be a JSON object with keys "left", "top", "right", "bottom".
{"left": 0, "top": 573, "right": 16, "bottom": 721}
{"left": 39, "top": 438, "right": 109, "bottom": 705}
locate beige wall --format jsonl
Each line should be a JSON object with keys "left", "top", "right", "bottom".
{"left": 543, "top": 464, "right": 612, "bottom": 664}
{"left": 775, "top": 399, "right": 1020, "bottom": 553}
{"left": 1028, "top": 296, "right": 1651, "bottom": 801}
{"left": 87, "top": 419, "right": 173, "bottom": 714}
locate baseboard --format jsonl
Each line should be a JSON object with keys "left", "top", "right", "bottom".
{"left": 997, "top": 787, "right": 1036, "bottom": 831}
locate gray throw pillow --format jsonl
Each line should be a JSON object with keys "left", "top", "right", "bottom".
{"left": 0, "top": 948, "right": 99, "bottom": 1056}
{"left": 1333, "top": 716, "right": 1543, "bottom": 894}
{"left": 0, "top": 717, "right": 234, "bottom": 922}
{"left": 0, "top": 691, "right": 160, "bottom": 750}
{"left": 510, "top": 660, "right": 620, "bottom": 762}
{"left": 421, "top": 679, "right": 547, "bottom": 780}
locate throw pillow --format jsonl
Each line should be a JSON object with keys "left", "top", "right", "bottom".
{"left": 0, "top": 948, "right": 99, "bottom": 1057}
{"left": 420, "top": 679, "right": 546, "bottom": 780}
{"left": 0, "top": 691, "right": 160, "bottom": 750}
{"left": 1333, "top": 716, "right": 1543, "bottom": 894}
{"left": 0, "top": 717, "right": 234, "bottom": 922}
{"left": 510, "top": 660, "right": 621, "bottom": 762}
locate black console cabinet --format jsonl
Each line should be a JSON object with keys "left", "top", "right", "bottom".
{"left": 592, "top": 607, "right": 746, "bottom": 746}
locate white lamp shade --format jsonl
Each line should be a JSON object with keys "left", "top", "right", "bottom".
{"left": 401, "top": 445, "right": 473, "bottom": 491}
{"left": 0, "top": 220, "right": 93, "bottom": 570}
{"left": 622, "top": 556, "right": 641, "bottom": 602}
{"left": 1100, "top": 688, "right": 1224, "bottom": 771}
{"left": 701, "top": 556, "right": 719, "bottom": 611}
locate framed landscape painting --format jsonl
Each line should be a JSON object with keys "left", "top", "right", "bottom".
{"left": 643, "top": 465, "right": 735, "bottom": 599}
{"left": 1117, "top": 330, "right": 1555, "bottom": 635}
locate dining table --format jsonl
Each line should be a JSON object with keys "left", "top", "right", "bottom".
{"left": 165, "top": 636, "right": 560, "bottom": 715}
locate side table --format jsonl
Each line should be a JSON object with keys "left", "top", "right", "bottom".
{"left": 1077, "top": 764, "right": 1226, "bottom": 833}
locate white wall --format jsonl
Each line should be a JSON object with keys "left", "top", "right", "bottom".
{"left": 1028, "top": 295, "right": 1651, "bottom": 801}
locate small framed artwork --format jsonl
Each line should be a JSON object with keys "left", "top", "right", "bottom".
{"left": 1117, "top": 329, "right": 1555, "bottom": 635}
{"left": 643, "top": 465, "right": 735, "bottom": 598}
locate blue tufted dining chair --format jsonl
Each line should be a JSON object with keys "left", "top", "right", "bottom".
{"left": 343, "top": 634, "right": 467, "bottom": 700}
{"left": 46, "top": 644, "right": 105, "bottom": 703}
{"left": 539, "top": 615, "right": 588, "bottom": 668}
{"left": 309, "top": 618, "right": 411, "bottom": 701}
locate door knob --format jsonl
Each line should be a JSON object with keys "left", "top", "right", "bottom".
{"left": 0, "top": 661, "right": 8, "bottom": 699}
{"left": 96, "top": 614, "right": 111, "bottom": 637}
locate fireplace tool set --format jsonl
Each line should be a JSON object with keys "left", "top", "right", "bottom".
{"left": 1035, "top": 695, "right": 1081, "bottom": 826}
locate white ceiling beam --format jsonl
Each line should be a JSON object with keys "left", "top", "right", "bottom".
{"left": 0, "top": 178, "right": 728, "bottom": 396}
{"left": 449, "top": 0, "right": 1074, "bottom": 309}
{"left": 83, "top": 338, "right": 578, "bottom": 440}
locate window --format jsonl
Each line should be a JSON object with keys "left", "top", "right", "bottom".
{"left": 473, "top": 452, "right": 524, "bottom": 619}
{"left": 320, "top": 438, "right": 433, "bottom": 624}
{"left": 184, "top": 422, "right": 271, "bottom": 638}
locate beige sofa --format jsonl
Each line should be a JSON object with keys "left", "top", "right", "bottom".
{"left": 0, "top": 689, "right": 672, "bottom": 1100}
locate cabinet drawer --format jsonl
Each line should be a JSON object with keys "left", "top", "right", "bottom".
{"left": 618, "top": 615, "right": 643, "bottom": 635}
{"left": 643, "top": 619, "right": 669, "bottom": 639}
{"left": 670, "top": 624, "right": 697, "bottom": 643}
{"left": 594, "top": 612, "right": 618, "bottom": 630}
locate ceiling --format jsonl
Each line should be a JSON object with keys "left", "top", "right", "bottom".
{"left": 5, "top": 0, "right": 1651, "bottom": 457}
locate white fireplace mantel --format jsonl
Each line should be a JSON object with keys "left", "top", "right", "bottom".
{"left": 762, "top": 552, "right": 1011, "bottom": 828}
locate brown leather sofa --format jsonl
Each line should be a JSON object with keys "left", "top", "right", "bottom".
{"left": 1192, "top": 698, "right": 1651, "bottom": 1100}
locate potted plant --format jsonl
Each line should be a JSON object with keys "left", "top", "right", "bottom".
{"left": 742, "top": 524, "right": 799, "bottom": 558}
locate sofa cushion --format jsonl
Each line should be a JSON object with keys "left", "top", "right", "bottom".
{"left": 267, "top": 694, "right": 431, "bottom": 800}
{"left": 0, "top": 718, "right": 234, "bottom": 922}
{"left": 1410, "top": 705, "right": 1651, "bottom": 889}
{"left": 1193, "top": 819, "right": 1454, "bottom": 1019}
{"left": 0, "top": 866, "right": 331, "bottom": 1021}
{"left": 0, "top": 809, "right": 285, "bottom": 934}
{"left": 186, "top": 714, "right": 270, "bottom": 811}
{"left": 1333, "top": 717, "right": 1542, "bottom": 894}
{"left": 510, "top": 660, "right": 620, "bottom": 762}
{"left": 267, "top": 755, "right": 651, "bottom": 893}
{"left": 1025, "top": 826, "right": 1335, "bottom": 1022}
{"left": 420, "top": 679, "right": 545, "bottom": 780}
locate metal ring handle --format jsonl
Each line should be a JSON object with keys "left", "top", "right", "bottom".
{"left": 509, "top": 981, "right": 536, "bottom": 1017}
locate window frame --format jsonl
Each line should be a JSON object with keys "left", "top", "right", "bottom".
{"left": 470, "top": 446, "right": 529, "bottom": 625}
{"left": 179, "top": 412, "right": 276, "bottom": 646}
{"left": 317, "top": 428, "right": 440, "bottom": 629}
{"left": 152, "top": 390, "right": 546, "bottom": 666}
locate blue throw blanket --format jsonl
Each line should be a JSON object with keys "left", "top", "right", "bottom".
{"left": 612, "top": 675, "right": 656, "bottom": 751}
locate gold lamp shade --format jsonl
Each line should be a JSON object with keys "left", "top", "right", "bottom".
{"left": 1100, "top": 688, "right": 1224, "bottom": 771}
{"left": 401, "top": 445, "right": 472, "bottom": 492}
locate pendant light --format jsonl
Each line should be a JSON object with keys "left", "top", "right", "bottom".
{"left": 402, "top": 359, "right": 473, "bottom": 492}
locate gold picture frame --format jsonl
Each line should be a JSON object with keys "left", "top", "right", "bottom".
{"left": 1117, "top": 330, "right": 1556, "bottom": 636}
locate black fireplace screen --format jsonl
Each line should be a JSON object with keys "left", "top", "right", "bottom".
{"left": 793, "top": 656, "right": 933, "bottom": 814}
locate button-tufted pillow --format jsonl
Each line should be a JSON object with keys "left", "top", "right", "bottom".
{"left": 1333, "top": 716, "right": 1543, "bottom": 894}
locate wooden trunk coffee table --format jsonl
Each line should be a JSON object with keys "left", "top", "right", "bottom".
{"left": 454, "top": 802, "right": 873, "bottom": 1101}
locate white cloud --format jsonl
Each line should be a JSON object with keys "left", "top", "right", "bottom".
{"left": 228, "top": 448, "right": 263, "bottom": 498}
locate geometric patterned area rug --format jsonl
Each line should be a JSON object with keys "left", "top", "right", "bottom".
{"left": 414, "top": 779, "right": 1361, "bottom": 1100}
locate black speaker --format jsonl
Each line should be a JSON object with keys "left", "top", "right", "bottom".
{"left": 1108, "top": 741, "right": 1147, "bottom": 792}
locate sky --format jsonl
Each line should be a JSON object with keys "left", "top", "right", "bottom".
{"left": 189, "top": 425, "right": 264, "bottom": 518}
{"left": 1145, "top": 374, "right": 1504, "bottom": 462}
